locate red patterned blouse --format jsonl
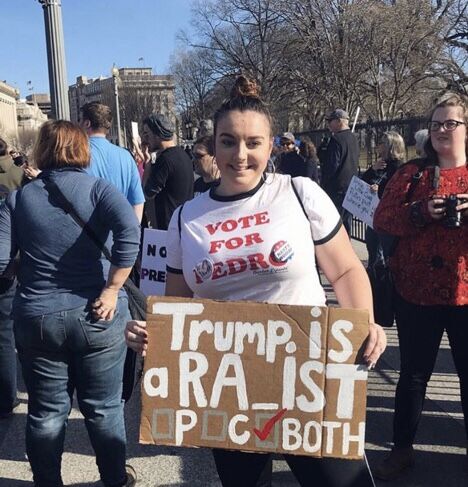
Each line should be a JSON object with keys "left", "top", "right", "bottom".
{"left": 373, "top": 159, "right": 468, "bottom": 306}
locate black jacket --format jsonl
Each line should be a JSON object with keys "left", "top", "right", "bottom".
{"left": 321, "top": 129, "right": 359, "bottom": 195}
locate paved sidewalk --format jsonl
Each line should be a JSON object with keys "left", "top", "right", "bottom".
{"left": 0, "top": 241, "right": 465, "bottom": 486}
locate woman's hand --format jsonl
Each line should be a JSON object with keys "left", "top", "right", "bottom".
{"left": 456, "top": 193, "right": 468, "bottom": 218}
{"left": 363, "top": 323, "right": 387, "bottom": 369}
{"left": 370, "top": 184, "right": 379, "bottom": 193}
{"left": 92, "top": 287, "right": 119, "bottom": 321}
{"left": 125, "top": 320, "right": 148, "bottom": 356}
{"left": 372, "top": 159, "right": 387, "bottom": 171}
{"left": 22, "top": 164, "right": 41, "bottom": 180}
{"left": 427, "top": 197, "right": 446, "bottom": 220}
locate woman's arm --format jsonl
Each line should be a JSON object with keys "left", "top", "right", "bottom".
{"left": 374, "top": 163, "right": 430, "bottom": 236}
{"left": 316, "top": 226, "right": 387, "bottom": 367}
{"left": 92, "top": 265, "right": 132, "bottom": 321}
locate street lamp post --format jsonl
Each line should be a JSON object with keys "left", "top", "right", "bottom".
{"left": 112, "top": 67, "right": 123, "bottom": 147}
{"left": 38, "top": 0, "right": 70, "bottom": 120}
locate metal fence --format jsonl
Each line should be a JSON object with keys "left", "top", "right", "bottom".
{"left": 351, "top": 217, "right": 367, "bottom": 243}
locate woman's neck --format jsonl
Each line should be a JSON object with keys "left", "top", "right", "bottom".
{"left": 438, "top": 151, "right": 466, "bottom": 169}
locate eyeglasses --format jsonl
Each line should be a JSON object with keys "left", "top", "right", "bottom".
{"left": 280, "top": 142, "right": 293, "bottom": 147}
{"left": 428, "top": 119, "right": 466, "bottom": 132}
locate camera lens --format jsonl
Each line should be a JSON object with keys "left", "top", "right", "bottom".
{"left": 444, "top": 194, "right": 462, "bottom": 228}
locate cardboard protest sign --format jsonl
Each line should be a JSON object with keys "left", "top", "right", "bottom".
{"left": 140, "top": 296, "right": 370, "bottom": 459}
{"left": 139, "top": 229, "right": 167, "bottom": 296}
{"left": 343, "top": 176, "right": 380, "bottom": 228}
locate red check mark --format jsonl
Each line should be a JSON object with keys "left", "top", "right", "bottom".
{"left": 253, "top": 408, "right": 287, "bottom": 441}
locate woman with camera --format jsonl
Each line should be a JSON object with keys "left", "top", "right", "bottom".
{"left": 373, "top": 94, "right": 468, "bottom": 480}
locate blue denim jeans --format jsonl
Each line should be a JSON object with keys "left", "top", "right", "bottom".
{"left": 14, "top": 297, "right": 130, "bottom": 487}
{"left": 0, "top": 281, "right": 17, "bottom": 414}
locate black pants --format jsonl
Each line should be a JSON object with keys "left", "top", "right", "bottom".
{"left": 212, "top": 449, "right": 375, "bottom": 487}
{"left": 393, "top": 293, "right": 468, "bottom": 447}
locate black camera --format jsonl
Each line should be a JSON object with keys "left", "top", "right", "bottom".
{"left": 443, "top": 194, "right": 465, "bottom": 228}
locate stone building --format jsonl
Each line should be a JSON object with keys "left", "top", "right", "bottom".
{"left": 68, "top": 68, "right": 175, "bottom": 145}
{"left": 26, "top": 93, "right": 52, "bottom": 118}
{"left": 17, "top": 99, "right": 48, "bottom": 133}
{"left": 0, "top": 81, "right": 19, "bottom": 141}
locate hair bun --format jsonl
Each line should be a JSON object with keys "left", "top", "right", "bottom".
{"left": 230, "top": 75, "right": 261, "bottom": 99}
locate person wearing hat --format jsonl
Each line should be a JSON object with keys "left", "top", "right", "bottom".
{"left": 276, "top": 131, "right": 318, "bottom": 180}
{"left": 142, "top": 113, "right": 194, "bottom": 230}
{"left": 80, "top": 102, "right": 145, "bottom": 223}
{"left": 321, "top": 108, "right": 359, "bottom": 235}
{"left": 279, "top": 132, "right": 297, "bottom": 153}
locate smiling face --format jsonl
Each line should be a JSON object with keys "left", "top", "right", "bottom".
{"left": 430, "top": 106, "right": 467, "bottom": 159}
{"left": 214, "top": 110, "right": 273, "bottom": 196}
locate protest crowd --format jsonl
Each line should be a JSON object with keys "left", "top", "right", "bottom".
{"left": 0, "top": 76, "right": 467, "bottom": 487}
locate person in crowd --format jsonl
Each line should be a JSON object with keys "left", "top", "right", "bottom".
{"left": 277, "top": 132, "right": 317, "bottom": 179}
{"left": 298, "top": 136, "right": 320, "bottom": 183}
{"left": 373, "top": 94, "right": 468, "bottom": 480}
{"left": 278, "top": 131, "right": 297, "bottom": 153}
{"left": 361, "top": 131, "right": 406, "bottom": 267}
{"left": 141, "top": 113, "right": 194, "bottom": 230}
{"left": 192, "top": 135, "right": 220, "bottom": 197}
{"left": 414, "top": 128, "right": 429, "bottom": 157}
{"left": 0, "top": 121, "right": 140, "bottom": 487}
{"left": 126, "top": 76, "right": 386, "bottom": 487}
{"left": 321, "top": 109, "right": 360, "bottom": 235}
{"left": 80, "top": 101, "right": 145, "bottom": 223}
{"left": 0, "top": 138, "right": 24, "bottom": 419}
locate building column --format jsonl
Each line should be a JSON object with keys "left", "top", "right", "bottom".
{"left": 38, "top": 0, "right": 70, "bottom": 120}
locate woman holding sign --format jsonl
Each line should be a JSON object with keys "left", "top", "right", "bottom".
{"left": 126, "top": 76, "right": 386, "bottom": 487}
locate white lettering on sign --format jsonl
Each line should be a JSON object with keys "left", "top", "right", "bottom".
{"left": 175, "top": 409, "right": 197, "bottom": 446}
{"left": 329, "top": 320, "right": 354, "bottom": 363}
{"left": 228, "top": 414, "right": 250, "bottom": 445}
{"left": 179, "top": 352, "right": 208, "bottom": 408}
{"left": 210, "top": 354, "right": 248, "bottom": 411}
{"left": 143, "top": 367, "right": 168, "bottom": 398}
{"left": 152, "top": 302, "right": 204, "bottom": 350}
{"left": 326, "top": 364, "right": 368, "bottom": 419}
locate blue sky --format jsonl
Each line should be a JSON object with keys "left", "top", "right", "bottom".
{"left": 2, "top": 0, "right": 193, "bottom": 99}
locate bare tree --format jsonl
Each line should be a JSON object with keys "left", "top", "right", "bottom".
{"left": 170, "top": 48, "right": 215, "bottom": 130}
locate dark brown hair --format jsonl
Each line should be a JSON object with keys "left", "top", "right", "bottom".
{"left": 299, "top": 136, "right": 318, "bottom": 162}
{"left": 194, "top": 135, "right": 214, "bottom": 156}
{"left": 424, "top": 93, "right": 468, "bottom": 165}
{"left": 0, "top": 138, "right": 7, "bottom": 157}
{"left": 213, "top": 75, "right": 273, "bottom": 135}
{"left": 81, "top": 102, "right": 112, "bottom": 131}
{"left": 33, "top": 120, "right": 90, "bottom": 170}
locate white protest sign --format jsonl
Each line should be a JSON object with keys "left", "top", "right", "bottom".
{"left": 140, "top": 229, "right": 167, "bottom": 296}
{"left": 343, "top": 176, "right": 380, "bottom": 228}
{"left": 131, "top": 121, "right": 139, "bottom": 142}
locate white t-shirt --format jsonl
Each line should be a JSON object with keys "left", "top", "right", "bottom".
{"left": 166, "top": 174, "right": 341, "bottom": 306}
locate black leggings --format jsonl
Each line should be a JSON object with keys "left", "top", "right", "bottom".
{"left": 212, "top": 449, "right": 375, "bottom": 487}
{"left": 393, "top": 293, "right": 468, "bottom": 447}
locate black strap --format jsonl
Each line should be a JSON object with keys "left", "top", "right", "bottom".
{"left": 290, "top": 178, "right": 309, "bottom": 221}
{"left": 177, "top": 203, "right": 185, "bottom": 239}
{"left": 43, "top": 177, "right": 113, "bottom": 262}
